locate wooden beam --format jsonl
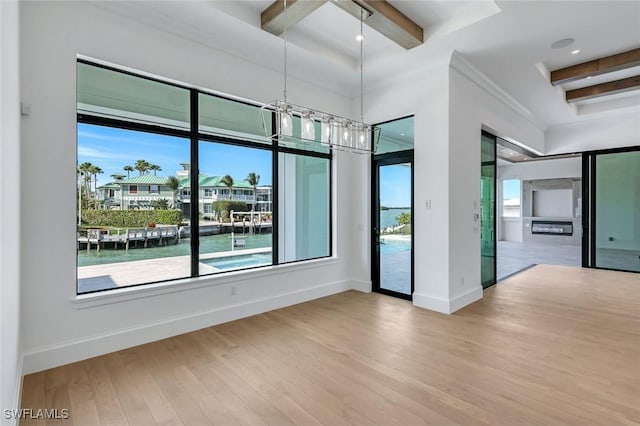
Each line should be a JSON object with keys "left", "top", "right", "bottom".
{"left": 331, "top": 0, "right": 423, "bottom": 50}
{"left": 565, "top": 75, "right": 640, "bottom": 102}
{"left": 551, "top": 48, "right": 640, "bottom": 86}
{"left": 261, "top": 0, "right": 327, "bottom": 36}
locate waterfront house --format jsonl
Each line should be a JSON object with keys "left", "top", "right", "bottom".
{"left": 98, "top": 172, "right": 273, "bottom": 215}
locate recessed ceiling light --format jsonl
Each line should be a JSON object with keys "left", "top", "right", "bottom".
{"left": 571, "top": 49, "right": 581, "bottom": 55}
{"left": 356, "top": 34, "right": 364, "bottom": 42}
{"left": 400, "top": 133, "right": 405, "bottom": 136}
{"left": 551, "top": 38, "right": 575, "bottom": 49}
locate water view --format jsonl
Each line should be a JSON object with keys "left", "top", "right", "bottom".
{"left": 78, "top": 232, "right": 272, "bottom": 267}
{"left": 380, "top": 208, "right": 410, "bottom": 229}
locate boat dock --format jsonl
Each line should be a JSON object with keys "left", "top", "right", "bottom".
{"left": 77, "top": 225, "right": 179, "bottom": 252}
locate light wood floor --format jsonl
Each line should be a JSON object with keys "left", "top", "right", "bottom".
{"left": 21, "top": 265, "right": 640, "bottom": 425}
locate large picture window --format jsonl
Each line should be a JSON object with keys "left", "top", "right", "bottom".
{"left": 76, "top": 60, "right": 332, "bottom": 294}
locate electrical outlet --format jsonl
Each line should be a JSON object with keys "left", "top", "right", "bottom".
{"left": 231, "top": 285, "right": 236, "bottom": 296}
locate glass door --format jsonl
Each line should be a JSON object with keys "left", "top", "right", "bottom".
{"left": 372, "top": 153, "right": 413, "bottom": 299}
{"left": 481, "top": 132, "right": 497, "bottom": 288}
{"left": 584, "top": 147, "right": 640, "bottom": 273}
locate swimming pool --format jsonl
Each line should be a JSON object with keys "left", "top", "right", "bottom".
{"left": 200, "top": 252, "right": 272, "bottom": 271}
{"left": 379, "top": 237, "right": 411, "bottom": 254}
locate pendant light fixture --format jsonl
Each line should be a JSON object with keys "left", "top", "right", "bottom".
{"left": 261, "top": 0, "right": 380, "bottom": 154}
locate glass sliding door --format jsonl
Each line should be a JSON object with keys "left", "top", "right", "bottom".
{"left": 373, "top": 155, "right": 413, "bottom": 298}
{"left": 481, "top": 132, "right": 497, "bottom": 288}
{"left": 585, "top": 147, "right": 640, "bottom": 272}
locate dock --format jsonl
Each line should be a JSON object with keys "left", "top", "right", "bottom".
{"left": 77, "top": 225, "right": 179, "bottom": 252}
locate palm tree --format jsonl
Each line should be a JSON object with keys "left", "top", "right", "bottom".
{"left": 166, "top": 176, "right": 180, "bottom": 208}
{"left": 134, "top": 159, "right": 150, "bottom": 176}
{"left": 150, "top": 164, "right": 162, "bottom": 176}
{"left": 77, "top": 162, "right": 94, "bottom": 224}
{"left": 123, "top": 165, "right": 134, "bottom": 178}
{"left": 89, "top": 165, "right": 103, "bottom": 194}
{"left": 220, "top": 174, "right": 234, "bottom": 199}
{"left": 77, "top": 162, "right": 94, "bottom": 198}
{"left": 245, "top": 172, "right": 260, "bottom": 211}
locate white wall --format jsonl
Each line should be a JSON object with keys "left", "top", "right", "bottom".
{"left": 364, "top": 58, "right": 452, "bottom": 312}
{"left": 447, "top": 52, "right": 545, "bottom": 308}
{"left": 545, "top": 111, "right": 640, "bottom": 155}
{"left": 20, "top": 1, "right": 357, "bottom": 374}
{"left": 1, "top": 1, "right": 23, "bottom": 423}
{"left": 498, "top": 156, "right": 581, "bottom": 181}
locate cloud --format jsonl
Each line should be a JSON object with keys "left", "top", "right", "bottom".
{"left": 77, "top": 146, "right": 121, "bottom": 160}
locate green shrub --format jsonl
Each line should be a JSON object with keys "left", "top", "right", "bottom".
{"left": 151, "top": 199, "right": 170, "bottom": 210}
{"left": 81, "top": 209, "right": 183, "bottom": 227}
{"left": 212, "top": 201, "right": 248, "bottom": 214}
{"left": 155, "top": 210, "right": 183, "bottom": 225}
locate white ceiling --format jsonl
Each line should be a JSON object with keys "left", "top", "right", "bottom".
{"left": 91, "top": 0, "right": 640, "bottom": 130}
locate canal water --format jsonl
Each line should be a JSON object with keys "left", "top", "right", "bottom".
{"left": 78, "top": 233, "right": 273, "bottom": 267}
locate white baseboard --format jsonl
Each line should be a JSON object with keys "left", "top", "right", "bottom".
{"left": 450, "top": 286, "right": 483, "bottom": 313}
{"left": 23, "top": 280, "right": 349, "bottom": 374}
{"left": 350, "top": 279, "right": 371, "bottom": 293}
{"left": 413, "top": 286, "right": 483, "bottom": 314}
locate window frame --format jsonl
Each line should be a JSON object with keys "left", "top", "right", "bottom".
{"left": 76, "top": 59, "right": 333, "bottom": 295}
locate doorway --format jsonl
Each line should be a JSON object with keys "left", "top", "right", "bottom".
{"left": 583, "top": 146, "right": 640, "bottom": 273}
{"left": 372, "top": 152, "right": 414, "bottom": 299}
{"left": 481, "top": 132, "right": 497, "bottom": 288}
{"left": 484, "top": 131, "right": 585, "bottom": 283}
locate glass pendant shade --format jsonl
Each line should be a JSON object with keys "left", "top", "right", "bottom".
{"left": 342, "top": 121, "right": 352, "bottom": 147}
{"left": 355, "top": 123, "right": 366, "bottom": 150}
{"left": 331, "top": 118, "right": 341, "bottom": 146}
{"left": 280, "top": 106, "right": 293, "bottom": 137}
{"left": 301, "top": 111, "right": 315, "bottom": 140}
{"left": 321, "top": 117, "right": 332, "bottom": 143}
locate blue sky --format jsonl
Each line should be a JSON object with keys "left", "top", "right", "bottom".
{"left": 77, "top": 123, "right": 272, "bottom": 186}
{"left": 503, "top": 179, "right": 521, "bottom": 200}
{"left": 379, "top": 164, "right": 411, "bottom": 208}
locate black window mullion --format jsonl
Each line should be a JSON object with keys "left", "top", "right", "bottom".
{"left": 271, "top": 112, "right": 279, "bottom": 266}
{"left": 77, "top": 114, "right": 191, "bottom": 140}
{"left": 589, "top": 153, "right": 597, "bottom": 269}
{"left": 581, "top": 153, "right": 589, "bottom": 268}
{"left": 190, "top": 90, "right": 200, "bottom": 277}
{"left": 329, "top": 151, "right": 333, "bottom": 257}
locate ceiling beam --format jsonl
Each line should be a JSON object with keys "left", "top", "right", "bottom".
{"left": 551, "top": 48, "right": 640, "bottom": 86}
{"left": 330, "top": 0, "right": 423, "bottom": 50}
{"left": 261, "top": 0, "right": 327, "bottom": 36}
{"left": 565, "top": 75, "right": 640, "bottom": 102}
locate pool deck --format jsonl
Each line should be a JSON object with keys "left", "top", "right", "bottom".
{"left": 78, "top": 247, "right": 272, "bottom": 293}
